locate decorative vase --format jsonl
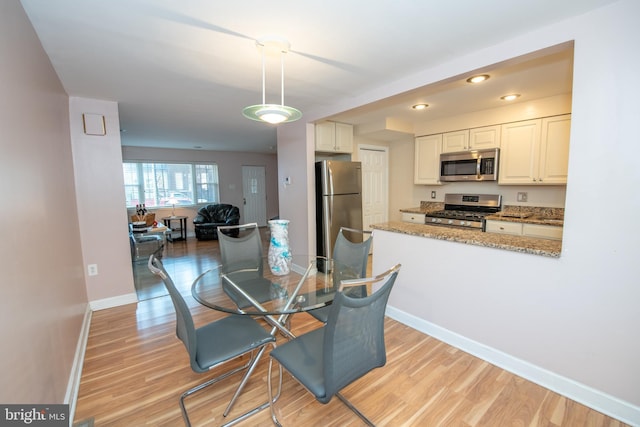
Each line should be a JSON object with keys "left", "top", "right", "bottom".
{"left": 268, "top": 219, "right": 291, "bottom": 275}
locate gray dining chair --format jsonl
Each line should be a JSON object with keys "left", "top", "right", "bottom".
{"left": 147, "top": 255, "right": 278, "bottom": 427}
{"left": 217, "top": 223, "right": 272, "bottom": 308}
{"left": 217, "top": 222, "right": 264, "bottom": 276}
{"left": 267, "top": 263, "right": 401, "bottom": 426}
{"left": 309, "top": 227, "right": 373, "bottom": 323}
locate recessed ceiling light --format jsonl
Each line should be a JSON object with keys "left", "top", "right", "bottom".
{"left": 466, "top": 74, "right": 490, "bottom": 84}
{"left": 500, "top": 94, "right": 521, "bottom": 101}
{"left": 412, "top": 103, "right": 429, "bottom": 110}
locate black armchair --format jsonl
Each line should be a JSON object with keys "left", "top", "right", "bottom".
{"left": 193, "top": 204, "right": 240, "bottom": 240}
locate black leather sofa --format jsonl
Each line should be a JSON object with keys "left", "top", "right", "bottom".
{"left": 193, "top": 204, "right": 241, "bottom": 240}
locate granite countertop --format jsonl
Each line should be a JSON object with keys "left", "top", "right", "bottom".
{"left": 372, "top": 221, "right": 562, "bottom": 258}
{"left": 400, "top": 203, "right": 564, "bottom": 227}
{"left": 400, "top": 201, "right": 444, "bottom": 215}
{"left": 485, "top": 206, "right": 564, "bottom": 227}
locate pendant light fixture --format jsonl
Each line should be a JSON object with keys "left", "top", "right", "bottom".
{"left": 242, "top": 37, "right": 302, "bottom": 124}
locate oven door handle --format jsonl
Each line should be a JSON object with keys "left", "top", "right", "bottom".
{"left": 476, "top": 154, "right": 482, "bottom": 179}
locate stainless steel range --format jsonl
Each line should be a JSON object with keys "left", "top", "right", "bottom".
{"left": 425, "top": 193, "right": 501, "bottom": 230}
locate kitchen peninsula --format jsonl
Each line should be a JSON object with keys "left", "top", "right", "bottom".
{"left": 383, "top": 200, "right": 564, "bottom": 257}
{"left": 372, "top": 221, "right": 561, "bottom": 257}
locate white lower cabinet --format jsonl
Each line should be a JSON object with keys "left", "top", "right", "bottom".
{"left": 486, "top": 220, "right": 562, "bottom": 240}
{"left": 402, "top": 212, "right": 426, "bottom": 224}
{"left": 522, "top": 224, "right": 563, "bottom": 240}
{"left": 485, "top": 220, "right": 523, "bottom": 236}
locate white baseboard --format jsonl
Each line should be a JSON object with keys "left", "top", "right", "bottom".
{"left": 65, "top": 304, "right": 92, "bottom": 425}
{"left": 386, "top": 305, "right": 640, "bottom": 427}
{"left": 89, "top": 292, "right": 138, "bottom": 311}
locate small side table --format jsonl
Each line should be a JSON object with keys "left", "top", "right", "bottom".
{"left": 162, "top": 216, "right": 188, "bottom": 241}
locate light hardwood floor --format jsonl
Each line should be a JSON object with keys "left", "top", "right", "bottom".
{"left": 74, "top": 234, "right": 628, "bottom": 426}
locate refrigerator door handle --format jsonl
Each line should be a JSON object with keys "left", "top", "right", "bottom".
{"left": 322, "top": 195, "right": 334, "bottom": 259}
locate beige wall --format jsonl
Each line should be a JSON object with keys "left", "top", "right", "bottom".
{"left": 121, "top": 146, "right": 279, "bottom": 230}
{"left": 0, "top": 0, "right": 88, "bottom": 403}
{"left": 70, "top": 97, "right": 136, "bottom": 304}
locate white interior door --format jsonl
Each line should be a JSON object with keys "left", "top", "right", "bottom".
{"left": 359, "top": 145, "right": 389, "bottom": 234}
{"left": 242, "top": 166, "right": 267, "bottom": 226}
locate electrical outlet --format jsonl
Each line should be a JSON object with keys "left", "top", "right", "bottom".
{"left": 88, "top": 264, "right": 98, "bottom": 276}
{"left": 431, "top": 191, "right": 436, "bottom": 199}
{"left": 517, "top": 192, "right": 528, "bottom": 202}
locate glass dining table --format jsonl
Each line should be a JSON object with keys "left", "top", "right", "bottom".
{"left": 191, "top": 254, "right": 366, "bottom": 424}
{"left": 191, "top": 255, "right": 359, "bottom": 339}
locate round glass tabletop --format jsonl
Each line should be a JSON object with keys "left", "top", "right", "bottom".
{"left": 192, "top": 255, "right": 358, "bottom": 316}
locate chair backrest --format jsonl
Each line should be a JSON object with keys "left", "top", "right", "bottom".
{"left": 331, "top": 227, "right": 373, "bottom": 297}
{"left": 321, "top": 264, "right": 401, "bottom": 403}
{"left": 217, "top": 223, "right": 263, "bottom": 277}
{"left": 147, "top": 256, "right": 203, "bottom": 373}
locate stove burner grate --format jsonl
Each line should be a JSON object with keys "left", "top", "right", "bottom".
{"left": 428, "top": 210, "right": 488, "bottom": 220}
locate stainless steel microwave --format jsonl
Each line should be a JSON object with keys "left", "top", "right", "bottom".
{"left": 439, "top": 148, "right": 499, "bottom": 182}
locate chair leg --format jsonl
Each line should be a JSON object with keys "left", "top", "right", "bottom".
{"left": 179, "top": 362, "right": 249, "bottom": 427}
{"left": 267, "top": 363, "right": 373, "bottom": 426}
{"left": 335, "top": 392, "right": 376, "bottom": 427}
{"left": 219, "top": 343, "right": 281, "bottom": 427}
{"left": 178, "top": 344, "right": 279, "bottom": 427}
{"left": 223, "top": 346, "right": 267, "bottom": 417}
{"left": 267, "top": 358, "right": 284, "bottom": 427}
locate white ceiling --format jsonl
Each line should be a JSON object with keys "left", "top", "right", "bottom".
{"left": 20, "top": 0, "right": 616, "bottom": 153}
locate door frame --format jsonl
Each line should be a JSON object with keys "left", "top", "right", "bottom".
{"left": 241, "top": 165, "right": 267, "bottom": 226}
{"left": 358, "top": 144, "right": 390, "bottom": 231}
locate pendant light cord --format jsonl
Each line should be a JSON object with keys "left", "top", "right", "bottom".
{"left": 280, "top": 52, "right": 285, "bottom": 107}
{"left": 261, "top": 47, "right": 266, "bottom": 105}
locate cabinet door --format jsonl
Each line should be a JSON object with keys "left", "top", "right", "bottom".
{"left": 470, "top": 125, "right": 501, "bottom": 150}
{"left": 402, "top": 212, "right": 426, "bottom": 224}
{"left": 539, "top": 115, "right": 571, "bottom": 184}
{"left": 485, "top": 220, "right": 523, "bottom": 236}
{"left": 442, "top": 130, "right": 469, "bottom": 153}
{"left": 315, "top": 122, "right": 336, "bottom": 151}
{"left": 498, "top": 119, "right": 541, "bottom": 184}
{"left": 522, "top": 224, "right": 563, "bottom": 240}
{"left": 414, "top": 135, "right": 442, "bottom": 185}
{"left": 334, "top": 122, "right": 354, "bottom": 153}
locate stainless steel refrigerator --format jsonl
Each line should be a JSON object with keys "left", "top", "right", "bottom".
{"left": 315, "top": 160, "right": 363, "bottom": 267}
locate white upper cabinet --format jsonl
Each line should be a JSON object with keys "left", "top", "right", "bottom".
{"left": 469, "top": 125, "right": 501, "bottom": 150}
{"left": 442, "top": 126, "right": 501, "bottom": 153}
{"left": 499, "top": 119, "right": 541, "bottom": 184}
{"left": 315, "top": 121, "right": 354, "bottom": 153}
{"left": 414, "top": 134, "right": 442, "bottom": 185}
{"left": 498, "top": 114, "right": 571, "bottom": 185}
{"left": 539, "top": 115, "right": 571, "bottom": 183}
{"left": 442, "top": 130, "right": 469, "bottom": 153}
